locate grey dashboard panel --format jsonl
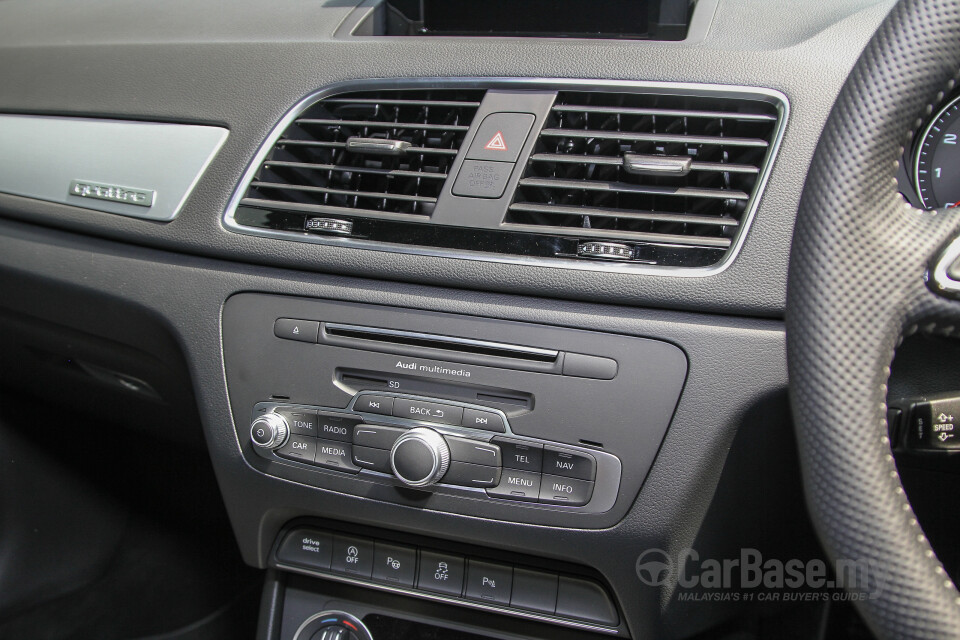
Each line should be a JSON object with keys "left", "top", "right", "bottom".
{"left": 222, "top": 294, "right": 687, "bottom": 528}
{"left": 0, "top": 116, "right": 227, "bottom": 222}
{"left": 0, "top": 217, "right": 790, "bottom": 639}
{"left": 0, "top": 0, "right": 895, "bottom": 316}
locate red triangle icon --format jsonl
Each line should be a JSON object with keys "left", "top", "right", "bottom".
{"left": 484, "top": 131, "right": 508, "bottom": 151}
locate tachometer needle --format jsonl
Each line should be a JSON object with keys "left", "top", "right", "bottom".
{"left": 952, "top": 201, "right": 960, "bottom": 208}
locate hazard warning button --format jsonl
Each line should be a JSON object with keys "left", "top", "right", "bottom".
{"left": 466, "top": 112, "right": 535, "bottom": 163}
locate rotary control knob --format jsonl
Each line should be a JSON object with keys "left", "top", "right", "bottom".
{"left": 250, "top": 413, "right": 289, "bottom": 450}
{"left": 390, "top": 427, "right": 450, "bottom": 487}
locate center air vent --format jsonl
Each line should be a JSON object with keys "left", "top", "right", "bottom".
{"left": 226, "top": 80, "right": 786, "bottom": 274}
{"left": 240, "top": 88, "right": 484, "bottom": 218}
{"left": 506, "top": 91, "right": 780, "bottom": 258}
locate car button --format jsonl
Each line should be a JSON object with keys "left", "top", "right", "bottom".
{"left": 354, "top": 395, "right": 394, "bottom": 416}
{"left": 452, "top": 160, "right": 513, "bottom": 199}
{"left": 274, "top": 318, "right": 319, "bottom": 343}
{"left": 276, "top": 434, "right": 317, "bottom": 464}
{"left": 443, "top": 461, "right": 501, "bottom": 488}
{"left": 393, "top": 398, "right": 463, "bottom": 425}
{"left": 274, "top": 408, "right": 320, "bottom": 437}
{"left": 543, "top": 446, "right": 596, "bottom": 480}
{"left": 372, "top": 542, "right": 417, "bottom": 587}
{"left": 465, "top": 112, "right": 535, "bottom": 163}
{"left": 353, "top": 424, "right": 405, "bottom": 450}
{"left": 418, "top": 551, "right": 465, "bottom": 596}
{"left": 486, "top": 469, "right": 541, "bottom": 502}
{"left": 276, "top": 529, "right": 333, "bottom": 570}
{"left": 538, "top": 474, "right": 594, "bottom": 506}
{"left": 331, "top": 535, "right": 374, "bottom": 578}
{"left": 493, "top": 438, "right": 543, "bottom": 472}
{"left": 466, "top": 560, "right": 513, "bottom": 605}
{"left": 314, "top": 439, "right": 360, "bottom": 473}
{"left": 461, "top": 408, "right": 506, "bottom": 432}
{"left": 316, "top": 412, "right": 361, "bottom": 442}
{"left": 446, "top": 435, "right": 501, "bottom": 466}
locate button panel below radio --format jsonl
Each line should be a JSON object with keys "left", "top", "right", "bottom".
{"left": 251, "top": 392, "right": 608, "bottom": 509}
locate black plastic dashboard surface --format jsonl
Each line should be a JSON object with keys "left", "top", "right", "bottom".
{"left": 0, "top": 0, "right": 896, "bottom": 317}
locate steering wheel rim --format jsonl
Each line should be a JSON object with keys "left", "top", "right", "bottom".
{"left": 786, "top": 0, "right": 960, "bottom": 637}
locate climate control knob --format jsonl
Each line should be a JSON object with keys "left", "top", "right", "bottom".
{"left": 390, "top": 427, "right": 450, "bottom": 487}
{"left": 250, "top": 413, "right": 289, "bottom": 450}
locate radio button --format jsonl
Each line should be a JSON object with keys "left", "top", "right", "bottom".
{"left": 486, "top": 470, "right": 541, "bottom": 502}
{"left": 446, "top": 436, "right": 501, "bottom": 467}
{"left": 314, "top": 439, "right": 360, "bottom": 473}
{"left": 275, "top": 408, "right": 319, "bottom": 437}
{"left": 493, "top": 438, "right": 543, "bottom": 472}
{"left": 317, "top": 412, "right": 361, "bottom": 442}
{"left": 276, "top": 434, "right": 317, "bottom": 463}
{"left": 538, "top": 474, "right": 593, "bottom": 506}
{"left": 353, "top": 424, "right": 405, "bottom": 450}
{"left": 461, "top": 408, "right": 505, "bottom": 432}
{"left": 355, "top": 395, "right": 394, "bottom": 416}
{"left": 543, "top": 446, "right": 596, "bottom": 481}
{"left": 393, "top": 398, "right": 463, "bottom": 425}
{"left": 443, "top": 461, "right": 501, "bottom": 488}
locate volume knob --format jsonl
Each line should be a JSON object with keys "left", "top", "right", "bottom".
{"left": 390, "top": 427, "right": 450, "bottom": 487}
{"left": 250, "top": 413, "right": 289, "bottom": 450}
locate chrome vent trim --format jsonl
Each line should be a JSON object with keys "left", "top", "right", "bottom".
{"left": 224, "top": 78, "right": 788, "bottom": 278}
{"left": 238, "top": 87, "right": 483, "bottom": 219}
{"left": 507, "top": 90, "right": 781, "bottom": 252}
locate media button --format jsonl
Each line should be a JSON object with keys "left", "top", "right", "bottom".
{"left": 314, "top": 439, "right": 360, "bottom": 473}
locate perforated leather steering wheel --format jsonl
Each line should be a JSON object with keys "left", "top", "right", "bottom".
{"left": 786, "top": 0, "right": 960, "bottom": 637}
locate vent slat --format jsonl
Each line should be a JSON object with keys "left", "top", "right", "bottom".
{"left": 296, "top": 119, "right": 471, "bottom": 132}
{"left": 551, "top": 104, "right": 777, "bottom": 121}
{"left": 508, "top": 202, "right": 740, "bottom": 227}
{"left": 251, "top": 181, "right": 438, "bottom": 203}
{"left": 539, "top": 128, "right": 769, "bottom": 148}
{"left": 240, "top": 198, "right": 430, "bottom": 222}
{"left": 323, "top": 98, "right": 483, "bottom": 107}
{"left": 502, "top": 223, "right": 733, "bottom": 248}
{"left": 529, "top": 153, "right": 760, "bottom": 174}
{"left": 519, "top": 177, "right": 750, "bottom": 201}
{"left": 244, "top": 88, "right": 484, "bottom": 217}
{"left": 276, "top": 140, "right": 459, "bottom": 155}
{"left": 263, "top": 160, "right": 447, "bottom": 180}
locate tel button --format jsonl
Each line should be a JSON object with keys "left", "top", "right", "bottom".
{"left": 493, "top": 438, "right": 543, "bottom": 472}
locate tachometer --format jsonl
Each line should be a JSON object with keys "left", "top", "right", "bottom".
{"left": 915, "top": 95, "right": 960, "bottom": 210}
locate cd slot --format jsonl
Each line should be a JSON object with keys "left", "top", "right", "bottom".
{"left": 321, "top": 323, "right": 563, "bottom": 374}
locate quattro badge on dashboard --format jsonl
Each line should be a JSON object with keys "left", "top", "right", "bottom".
{"left": 69, "top": 179, "right": 155, "bottom": 207}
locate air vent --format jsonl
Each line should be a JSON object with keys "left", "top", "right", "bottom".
{"left": 227, "top": 80, "right": 786, "bottom": 274}
{"left": 507, "top": 91, "right": 781, "bottom": 258}
{"left": 240, "top": 88, "right": 484, "bottom": 218}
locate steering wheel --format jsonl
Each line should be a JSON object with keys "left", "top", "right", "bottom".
{"left": 787, "top": 0, "right": 960, "bottom": 637}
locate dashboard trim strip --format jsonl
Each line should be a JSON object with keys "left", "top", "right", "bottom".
{"left": 222, "top": 77, "right": 789, "bottom": 278}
